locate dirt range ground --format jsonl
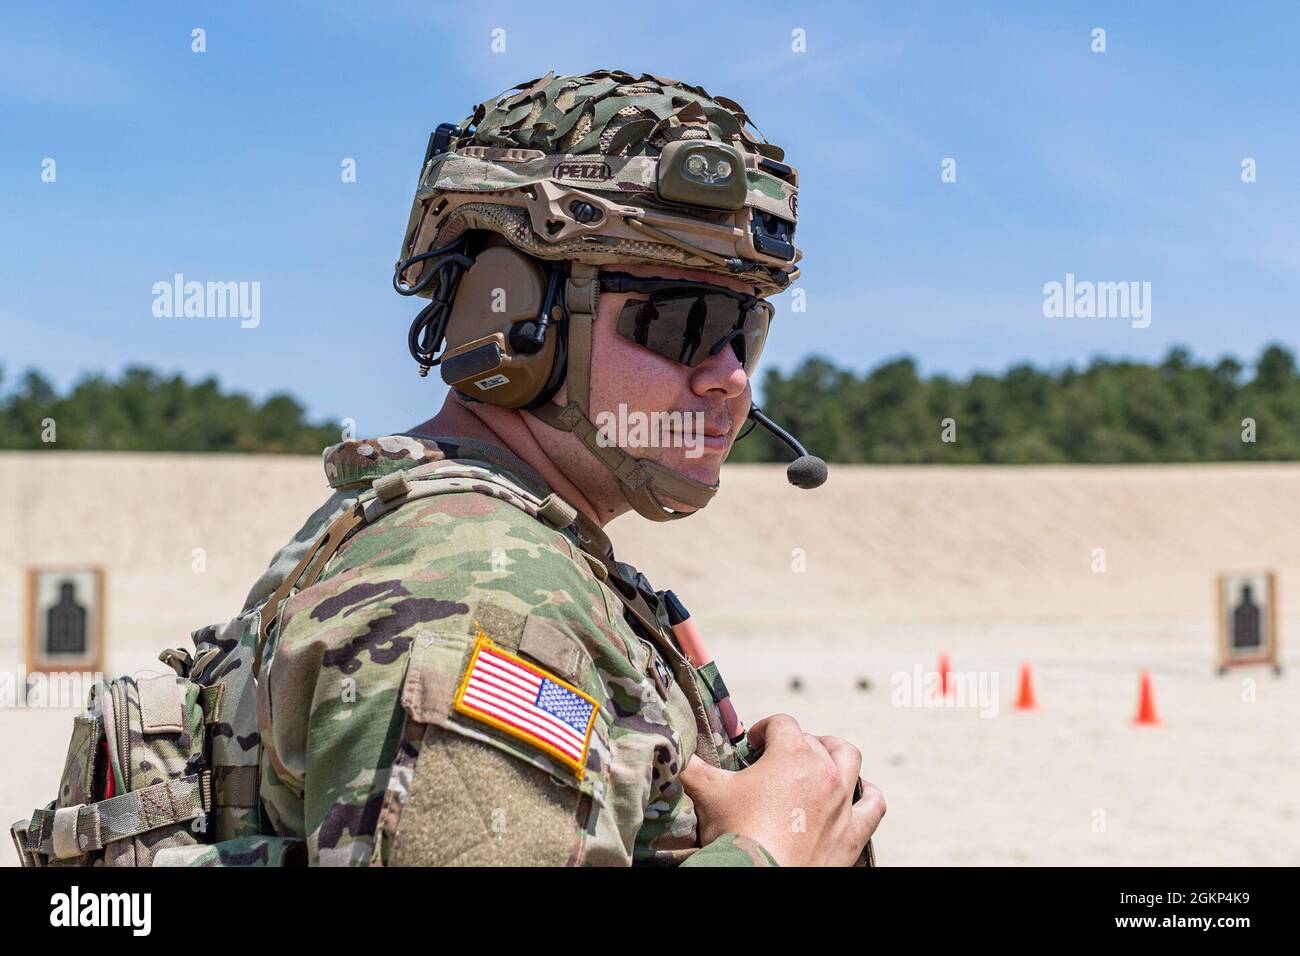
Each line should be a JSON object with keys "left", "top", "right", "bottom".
{"left": 3, "top": 453, "right": 1297, "bottom": 865}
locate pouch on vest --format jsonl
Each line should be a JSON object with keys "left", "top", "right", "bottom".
{"left": 11, "top": 669, "right": 211, "bottom": 867}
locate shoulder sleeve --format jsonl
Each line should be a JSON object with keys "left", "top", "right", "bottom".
{"left": 258, "top": 489, "right": 673, "bottom": 866}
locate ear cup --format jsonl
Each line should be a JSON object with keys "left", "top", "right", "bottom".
{"left": 438, "top": 246, "right": 561, "bottom": 408}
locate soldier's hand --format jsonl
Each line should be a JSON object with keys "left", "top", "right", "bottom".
{"left": 678, "top": 713, "right": 884, "bottom": 866}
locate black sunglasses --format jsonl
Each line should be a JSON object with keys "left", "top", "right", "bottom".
{"left": 599, "top": 272, "right": 773, "bottom": 376}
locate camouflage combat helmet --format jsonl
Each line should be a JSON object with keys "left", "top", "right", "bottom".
{"left": 392, "top": 70, "right": 803, "bottom": 521}
{"left": 396, "top": 68, "right": 801, "bottom": 298}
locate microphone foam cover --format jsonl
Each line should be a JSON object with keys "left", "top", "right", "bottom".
{"left": 787, "top": 455, "right": 828, "bottom": 489}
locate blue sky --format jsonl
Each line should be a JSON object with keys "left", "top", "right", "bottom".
{"left": 3, "top": 2, "right": 1297, "bottom": 434}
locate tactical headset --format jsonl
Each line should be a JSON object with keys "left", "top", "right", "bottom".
{"left": 424, "top": 241, "right": 569, "bottom": 411}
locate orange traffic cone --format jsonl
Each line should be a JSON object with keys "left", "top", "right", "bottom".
{"left": 1014, "top": 663, "right": 1038, "bottom": 711}
{"left": 938, "top": 652, "right": 952, "bottom": 697}
{"left": 1132, "top": 671, "right": 1160, "bottom": 726}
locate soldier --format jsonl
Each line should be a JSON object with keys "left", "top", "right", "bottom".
{"left": 253, "top": 70, "right": 884, "bottom": 866}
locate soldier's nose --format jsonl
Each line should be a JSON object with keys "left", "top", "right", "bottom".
{"left": 692, "top": 341, "right": 748, "bottom": 399}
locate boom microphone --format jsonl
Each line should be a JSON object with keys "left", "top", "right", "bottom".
{"left": 745, "top": 405, "right": 828, "bottom": 489}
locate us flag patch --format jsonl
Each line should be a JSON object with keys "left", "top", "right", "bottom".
{"left": 453, "top": 630, "right": 599, "bottom": 778}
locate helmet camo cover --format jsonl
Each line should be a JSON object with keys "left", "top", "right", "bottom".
{"left": 398, "top": 69, "right": 802, "bottom": 298}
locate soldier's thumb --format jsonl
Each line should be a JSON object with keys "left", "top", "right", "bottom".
{"left": 678, "top": 754, "right": 729, "bottom": 805}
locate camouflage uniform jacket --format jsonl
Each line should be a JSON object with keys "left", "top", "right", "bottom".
{"left": 255, "top": 433, "right": 775, "bottom": 866}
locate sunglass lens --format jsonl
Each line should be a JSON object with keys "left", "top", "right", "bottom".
{"left": 616, "top": 293, "right": 771, "bottom": 374}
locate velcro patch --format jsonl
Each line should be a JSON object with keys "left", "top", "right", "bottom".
{"left": 453, "top": 628, "right": 599, "bottom": 779}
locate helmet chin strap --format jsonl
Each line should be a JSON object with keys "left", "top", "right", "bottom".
{"left": 528, "top": 263, "right": 719, "bottom": 522}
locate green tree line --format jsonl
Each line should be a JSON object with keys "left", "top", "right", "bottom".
{"left": 2, "top": 344, "right": 1297, "bottom": 461}
{"left": 0, "top": 366, "right": 340, "bottom": 454}
{"left": 726, "top": 343, "right": 1300, "bottom": 464}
